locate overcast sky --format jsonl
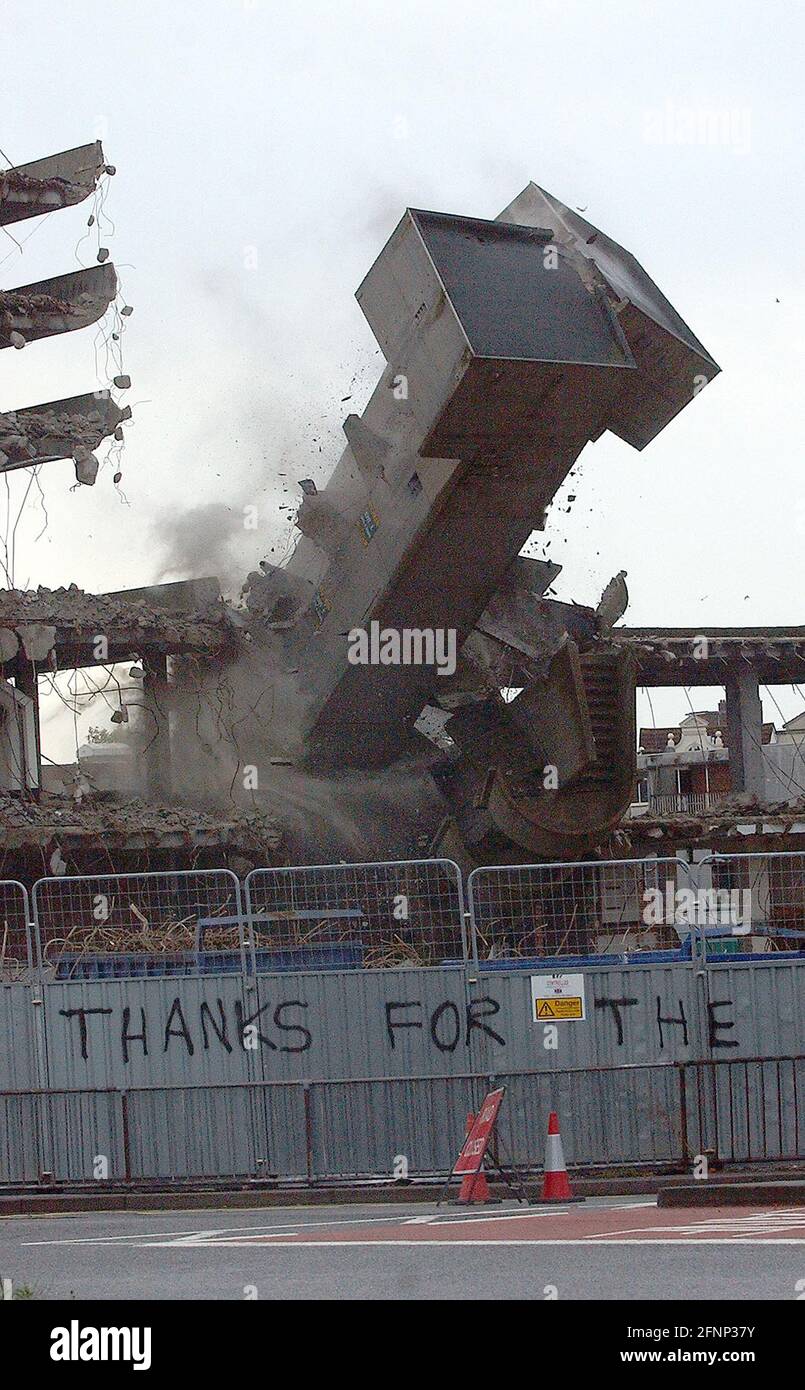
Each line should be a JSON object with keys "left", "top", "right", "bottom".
{"left": 2, "top": 0, "right": 803, "bottom": 760}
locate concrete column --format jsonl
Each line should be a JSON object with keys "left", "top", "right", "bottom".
{"left": 142, "top": 655, "right": 172, "bottom": 800}
{"left": 14, "top": 659, "right": 41, "bottom": 795}
{"left": 725, "top": 671, "right": 765, "bottom": 796}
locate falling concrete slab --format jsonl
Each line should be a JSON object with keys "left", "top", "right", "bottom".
{"left": 0, "top": 392, "right": 130, "bottom": 474}
{"left": 0, "top": 265, "right": 117, "bottom": 350}
{"left": 0, "top": 142, "right": 105, "bottom": 227}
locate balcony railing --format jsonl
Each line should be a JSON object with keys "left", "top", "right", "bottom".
{"left": 643, "top": 792, "right": 716, "bottom": 816}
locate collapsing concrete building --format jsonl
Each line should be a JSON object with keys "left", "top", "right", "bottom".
{"left": 189, "top": 184, "right": 722, "bottom": 862}
{"left": 7, "top": 166, "right": 793, "bottom": 873}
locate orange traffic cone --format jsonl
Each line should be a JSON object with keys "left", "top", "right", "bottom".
{"left": 457, "top": 1111, "right": 492, "bottom": 1204}
{"left": 540, "top": 1111, "right": 575, "bottom": 1202}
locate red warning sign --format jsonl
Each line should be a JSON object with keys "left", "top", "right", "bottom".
{"left": 452, "top": 1087, "right": 505, "bottom": 1175}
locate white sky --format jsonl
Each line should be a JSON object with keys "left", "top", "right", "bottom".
{"left": 2, "top": 0, "right": 804, "bottom": 760}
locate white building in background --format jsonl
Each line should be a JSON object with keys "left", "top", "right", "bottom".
{"left": 630, "top": 704, "right": 805, "bottom": 817}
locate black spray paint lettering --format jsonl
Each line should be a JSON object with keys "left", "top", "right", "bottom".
{"left": 121, "top": 1006, "right": 148, "bottom": 1063}
{"left": 200, "top": 999, "right": 232, "bottom": 1054}
{"left": 385, "top": 997, "right": 505, "bottom": 1051}
{"left": 60, "top": 996, "right": 312, "bottom": 1062}
{"left": 708, "top": 998, "right": 739, "bottom": 1049}
{"left": 58, "top": 1008, "right": 112, "bottom": 1061}
{"left": 595, "top": 992, "right": 736, "bottom": 1050}
{"left": 594, "top": 997, "right": 638, "bottom": 1046}
{"left": 656, "top": 997, "right": 689, "bottom": 1049}
{"left": 233, "top": 999, "right": 312, "bottom": 1054}
{"left": 164, "top": 998, "right": 194, "bottom": 1056}
{"left": 273, "top": 1001, "right": 312, "bottom": 1053}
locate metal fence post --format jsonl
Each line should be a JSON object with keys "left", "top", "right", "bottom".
{"left": 677, "top": 1062, "right": 690, "bottom": 1168}
{"left": 303, "top": 1082, "right": 314, "bottom": 1184}
{"left": 120, "top": 1090, "right": 132, "bottom": 1182}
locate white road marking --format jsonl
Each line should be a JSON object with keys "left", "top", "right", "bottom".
{"left": 22, "top": 1208, "right": 465, "bottom": 1248}
{"left": 126, "top": 1237, "right": 805, "bottom": 1249}
{"left": 23, "top": 1200, "right": 649, "bottom": 1245}
{"left": 586, "top": 1210, "right": 805, "bottom": 1240}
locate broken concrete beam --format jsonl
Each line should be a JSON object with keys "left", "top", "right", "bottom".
{"left": 0, "top": 391, "right": 129, "bottom": 475}
{"left": 0, "top": 142, "right": 105, "bottom": 228}
{"left": 0, "top": 629, "right": 19, "bottom": 663}
{"left": 103, "top": 578, "right": 223, "bottom": 613}
{"left": 0, "top": 265, "right": 117, "bottom": 350}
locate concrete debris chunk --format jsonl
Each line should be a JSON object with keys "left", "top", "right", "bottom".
{"left": 596, "top": 569, "right": 629, "bottom": 632}
{"left": 0, "top": 627, "right": 19, "bottom": 662}
{"left": 16, "top": 622, "right": 56, "bottom": 662}
{"left": 73, "top": 447, "right": 99, "bottom": 485}
{"left": 49, "top": 847, "right": 67, "bottom": 875}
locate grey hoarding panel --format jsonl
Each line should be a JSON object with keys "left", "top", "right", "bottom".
{"left": 703, "top": 959, "right": 805, "bottom": 1059}
{"left": 0, "top": 984, "right": 38, "bottom": 1090}
{"left": 497, "top": 1067, "right": 684, "bottom": 1168}
{"left": 466, "top": 964, "right": 707, "bottom": 1073}
{"left": 0, "top": 1091, "right": 123, "bottom": 1183}
{"left": 31, "top": 959, "right": 805, "bottom": 1090}
{"left": 308, "top": 1075, "right": 482, "bottom": 1179}
{"left": 124, "top": 1084, "right": 307, "bottom": 1181}
{"left": 42, "top": 975, "right": 259, "bottom": 1090}
{"left": 683, "top": 1058, "right": 803, "bottom": 1163}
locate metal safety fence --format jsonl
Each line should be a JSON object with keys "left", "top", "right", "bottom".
{"left": 466, "top": 852, "right": 805, "bottom": 966}
{"left": 466, "top": 856, "right": 698, "bottom": 965}
{"left": 682, "top": 1056, "right": 804, "bottom": 1164}
{"left": 31, "top": 870, "right": 245, "bottom": 980}
{"left": 243, "top": 859, "right": 466, "bottom": 971}
{"left": 0, "top": 880, "right": 32, "bottom": 981}
{"left": 1, "top": 1056, "right": 801, "bottom": 1185}
{"left": 0, "top": 852, "right": 802, "bottom": 983}
{"left": 699, "top": 851, "right": 805, "bottom": 952}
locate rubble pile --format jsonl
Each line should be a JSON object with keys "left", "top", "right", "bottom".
{"left": 0, "top": 165, "right": 84, "bottom": 212}
{"left": 0, "top": 402, "right": 127, "bottom": 468}
{"left": 609, "top": 792, "right": 805, "bottom": 854}
{"left": 0, "top": 584, "right": 237, "bottom": 656}
{"left": 0, "top": 790, "right": 282, "bottom": 857}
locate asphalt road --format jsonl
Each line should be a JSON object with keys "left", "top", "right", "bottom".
{"left": 1, "top": 1197, "right": 803, "bottom": 1300}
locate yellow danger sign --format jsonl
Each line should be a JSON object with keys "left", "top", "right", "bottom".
{"left": 534, "top": 997, "right": 584, "bottom": 1020}
{"left": 531, "top": 972, "right": 587, "bottom": 1022}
